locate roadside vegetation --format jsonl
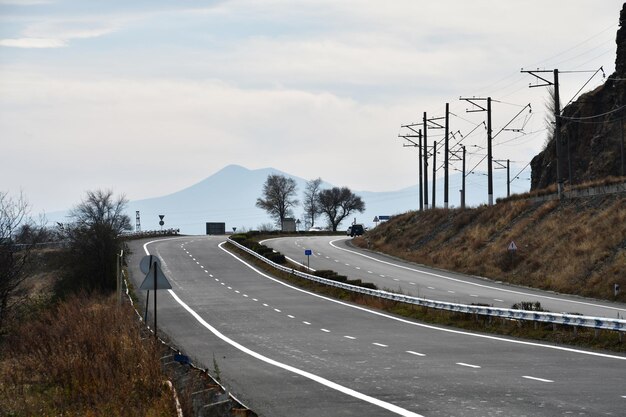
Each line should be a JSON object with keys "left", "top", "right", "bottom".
{"left": 0, "top": 290, "right": 175, "bottom": 416}
{"left": 0, "top": 190, "right": 179, "bottom": 416}
{"left": 226, "top": 238, "right": 625, "bottom": 352}
{"left": 354, "top": 193, "right": 626, "bottom": 303}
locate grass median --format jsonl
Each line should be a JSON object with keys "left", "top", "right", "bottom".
{"left": 225, "top": 240, "right": 625, "bottom": 353}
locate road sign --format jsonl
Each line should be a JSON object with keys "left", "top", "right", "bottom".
{"left": 508, "top": 241, "right": 518, "bottom": 252}
{"left": 159, "top": 215, "right": 165, "bottom": 220}
{"left": 140, "top": 261, "right": 172, "bottom": 290}
{"left": 378, "top": 215, "right": 390, "bottom": 220}
{"left": 139, "top": 258, "right": 172, "bottom": 339}
{"left": 140, "top": 255, "right": 161, "bottom": 274}
{"left": 304, "top": 249, "right": 312, "bottom": 270}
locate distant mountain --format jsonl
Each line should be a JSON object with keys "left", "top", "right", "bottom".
{"left": 126, "top": 164, "right": 512, "bottom": 235}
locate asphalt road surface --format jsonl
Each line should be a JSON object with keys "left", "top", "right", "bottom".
{"left": 128, "top": 235, "right": 626, "bottom": 417}
{"left": 262, "top": 235, "right": 626, "bottom": 319}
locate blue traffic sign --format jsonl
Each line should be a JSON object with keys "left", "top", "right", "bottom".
{"left": 305, "top": 249, "right": 312, "bottom": 256}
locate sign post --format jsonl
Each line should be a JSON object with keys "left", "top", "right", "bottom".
{"left": 158, "top": 214, "right": 165, "bottom": 230}
{"left": 304, "top": 249, "right": 312, "bottom": 270}
{"left": 139, "top": 255, "right": 171, "bottom": 338}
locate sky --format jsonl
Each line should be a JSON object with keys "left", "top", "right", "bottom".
{"left": 1, "top": 0, "right": 623, "bottom": 216}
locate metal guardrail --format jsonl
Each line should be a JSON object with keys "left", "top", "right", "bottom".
{"left": 228, "top": 238, "right": 626, "bottom": 333}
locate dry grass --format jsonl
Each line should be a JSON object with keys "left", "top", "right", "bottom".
{"left": 356, "top": 193, "right": 626, "bottom": 303}
{"left": 0, "top": 293, "right": 177, "bottom": 417}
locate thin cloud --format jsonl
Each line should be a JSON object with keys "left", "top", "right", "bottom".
{"left": 0, "top": 37, "right": 65, "bottom": 48}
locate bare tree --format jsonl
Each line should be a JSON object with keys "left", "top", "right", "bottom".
{"left": 256, "top": 174, "right": 299, "bottom": 228}
{"left": 302, "top": 177, "right": 323, "bottom": 229}
{"left": 63, "top": 190, "right": 131, "bottom": 293}
{"left": 543, "top": 86, "right": 560, "bottom": 150}
{"left": 317, "top": 187, "right": 365, "bottom": 232}
{"left": 0, "top": 192, "right": 38, "bottom": 329}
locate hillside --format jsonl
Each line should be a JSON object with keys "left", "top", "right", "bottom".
{"left": 353, "top": 191, "right": 626, "bottom": 303}
{"left": 531, "top": 4, "right": 626, "bottom": 189}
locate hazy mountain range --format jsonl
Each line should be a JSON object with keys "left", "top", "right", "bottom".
{"left": 44, "top": 164, "right": 519, "bottom": 235}
{"left": 122, "top": 164, "right": 514, "bottom": 235}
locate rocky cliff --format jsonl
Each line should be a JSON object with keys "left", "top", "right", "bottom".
{"left": 530, "top": 4, "right": 626, "bottom": 190}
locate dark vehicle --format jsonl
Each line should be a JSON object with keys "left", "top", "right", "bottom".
{"left": 349, "top": 224, "right": 364, "bottom": 237}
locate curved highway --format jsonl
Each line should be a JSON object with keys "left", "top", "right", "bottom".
{"left": 263, "top": 235, "right": 626, "bottom": 319}
{"left": 128, "top": 236, "right": 626, "bottom": 417}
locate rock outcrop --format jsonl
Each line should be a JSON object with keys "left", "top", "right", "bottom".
{"left": 530, "top": 4, "right": 626, "bottom": 190}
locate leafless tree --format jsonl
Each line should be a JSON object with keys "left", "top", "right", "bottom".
{"left": 302, "top": 177, "right": 323, "bottom": 229}
{"left": 543, "top": 86, "right": 560, "bottom": 150}
{"left": 256, "top": 174, "right": 299, "bottom": 228}
{"left": 63, "top": 190, "right": 131, "bottom": 293}
{"left": 0, "top": 191, "right": 39, "bottom": 329}
{"left": 317, "top": 187, "right": 365, "bottom": 232}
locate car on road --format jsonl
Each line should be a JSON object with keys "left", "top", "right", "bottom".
{"left": 348, "top": 224, "right": 364, "bottom": 237}
{"left": 308, "top": 226, "right": 324, "bottom": 232}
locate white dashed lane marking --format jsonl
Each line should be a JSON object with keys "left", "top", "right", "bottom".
{"left": 372, "top": 342, "right": 388, "bottom": 348}
{"left": 457, "top": 362, "right": 481, "bottom": 369}
{"left": 522, "top": 376, "right": 553, "bottom": 383}
{"left": 344, "top": 336, "right": 356, "bottom": 340}
{"left": 406, "top": 351, "right": 426, "bottom": 357}
{"left": 321, "top": 328, "right": 330, "bottom": 333}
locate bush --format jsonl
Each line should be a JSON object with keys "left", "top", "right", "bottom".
{"left": 268, "top": 253, "right": 286, "bottom": 264}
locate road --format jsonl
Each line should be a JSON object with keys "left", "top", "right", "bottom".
{"left": 128, "top": 235, "right": 626, "bottom": 417}
{"left": 263, "top": 235, "right": 626, "bottom": 319}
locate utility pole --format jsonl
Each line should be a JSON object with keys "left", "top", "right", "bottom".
{"left": 459, "top": 96, "right": 493, "bottom": 205}
{"left": 423, "top": 112, "right": 429, "bottom": 209}
{"left": 444, "top": 103, "right": 450, "bottom": 209}
{"left": 419, "top": 130, "right": 423, "bottom": 210}
{"left": 462, "top": 146, "right": 466, "bottom": 209}
{"left": 487, "top": 98, "right": 493, "bottom": 205}
{"left": 423, "top": 111, "right": 445, "bottom": 209}
{"left": 135, "top": 211, "right": 141, "bottom": 232}
{"left": 507, "top": 159, "right": 510, "bottom": 197}
{"left": 399, "top": 125, "right": 423, "bottom": 211}
{"left": 494, "top": 159, "right": 509, "bottom": 199}
{"left": 521, "top": 68, "right": 564, "bottom": 197}
{"left": 432, "top": 141, "right": 437, "bottom": 207}
{"left": 554, "top": 69, "right": 563, "bottom": 195}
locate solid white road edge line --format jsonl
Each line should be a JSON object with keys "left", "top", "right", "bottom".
{"left": 214, "top": 239, "right": 626, "bottom": 361}
{"left": 144, "top": 240, "right": 425, "bottom": 417}
{"left": 327, "top": 238, "right": 626, "bottom": 313}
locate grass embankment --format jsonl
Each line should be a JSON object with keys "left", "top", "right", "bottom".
{"left": 0, "top": 249, "right": 178, "bottom": 417}
{"left": 355, "top": 194, "right": 626, "bottom": 303}
{"left": 226, "top": 241, "right": 625, "bottom": 353}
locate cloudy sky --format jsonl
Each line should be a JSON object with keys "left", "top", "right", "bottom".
{"left": 1, "top": 0, "right": 622, "bottom": 215}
